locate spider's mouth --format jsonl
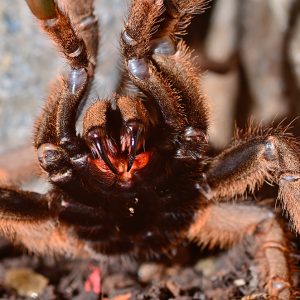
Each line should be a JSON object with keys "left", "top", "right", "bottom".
{"left": 86, "top": 121, "right": 152, "bottom": 179}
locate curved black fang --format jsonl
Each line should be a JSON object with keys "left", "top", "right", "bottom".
{"left": 127, "top": 125, "right": 143, "bottom": 172}
{"left": 94, "top": 139, "right": 118, "bottom": 175}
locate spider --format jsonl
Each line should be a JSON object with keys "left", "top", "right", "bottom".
{"left": 1, "top": 0, "right": 299, "bottom": 299}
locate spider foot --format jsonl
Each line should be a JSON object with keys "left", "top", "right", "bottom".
{"left": 37, "top": 143, "right": 75, "bottom": 183}
{"left": 37, "top": 144, "right": 69, "bottom": 172}
{"left": 267, "top": 277, "right": 291, "bottom": 300}
{"left": 260, "top": 240, "right": 292, "bottom": 300}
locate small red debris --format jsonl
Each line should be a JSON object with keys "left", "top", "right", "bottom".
{"left": 84, "top": 265, "right": 101, "bottom": 296}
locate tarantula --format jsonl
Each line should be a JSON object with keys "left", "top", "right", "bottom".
{"left": 1, "top": 0, "right": 299, "bottom": 298}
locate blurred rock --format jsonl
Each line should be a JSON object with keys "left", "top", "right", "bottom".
{"left": 240, "top": 0, "right": 294, "bottom": 122}
{"left": 289, "top": 5, "right": 300, "bottom": 89}
{"left": 4, "top": 267, "right": 49, "bottom": 298}
{"left": 0, "top": 0, "right": 61, "bottom": 154}
{"left": 203, "top": 0, "right": 239, "bottom": 147}
{"left": 204, "top": 0, "right": 238, "bottom": 63}
{"left": 0, "top": 0, "right": 125, "bottom": 155}
{"left": 203, "top": 70, "right": 239, "bottom": 148}
{"left": 201, "top": 0, "right": 300, "bottom": 147}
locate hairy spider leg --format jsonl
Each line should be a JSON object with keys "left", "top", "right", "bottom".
{"left": 207, "top": 124, "right": 300, "bottom": 231}
{"left": 152, "top": 41, "right": 209, "bottom": 132}
{"left": 62, "top": 0, "right": 99, "bottom": 66}
{"left": 187, "top": 124, "right": 300, "bottom": 299}
{"left": 30, "top": 0, "right": 94, "bottom": 143}
{"left": 188, "top": 203, "right": 292, "bottom": 300}
{"left": 121, "top": 0, "right": 187, "bottom": 135}
{"left": 0, "top": 0, "right": 100, "bottom": 257}
{"left": 121, "top": 0, "right": 209, "bottom": 160}
{"left": 0, "top": 187, "right": 86, "bottom": 256}
{"left": 149, "top": 0, "right": 209, "bottom": 132}
{"left": 26, "top": 0, "right": 99, "bottom": 183}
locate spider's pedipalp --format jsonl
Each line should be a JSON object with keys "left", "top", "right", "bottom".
{"left": 34, "top": 69, "right": 89, "bottom": 150}
{"left": 126, "top": 60, "right": 187, "bottom": 134}
{"left": 28, "top": 0, "right": 99, "bottom": 143}
{"left": 123, "top": 35, "right": 187, "bottom": 135}
{"left": 56, "top": 69, "right": 89, "bottom": 145}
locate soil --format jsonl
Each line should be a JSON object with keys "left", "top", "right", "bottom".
{"left": 0, "top": 238, "right": 275, "bottom": 300}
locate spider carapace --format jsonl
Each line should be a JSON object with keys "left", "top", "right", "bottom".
{"left": 1, "top": 0, "right": 300, "bottom": 299}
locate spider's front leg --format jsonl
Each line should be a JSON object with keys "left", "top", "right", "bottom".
{"left": 0, "top": 0, "right": 98, "bottom": 256}
{"left": 121, "top": 0, "right": 209, "bottom": 158}
{"left": 0, "top": 187, "right": 85, "bottom": 256}
{"left": 189, "top": 126, "right": 300, "bottom": 299}
{"left": 25, "top": 0, "right": 98, "bottom": 184}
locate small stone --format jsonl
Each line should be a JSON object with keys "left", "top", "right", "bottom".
{"left": 138, "top": 263, "right": 164, "bottom": 282}
{"left": 128, "top": 207, "right": 135, "bottom": 215}
{"left": 194, "top": 257, "right": 216, "bottom": 277}
{"left": 166, "top": 280, "right": 181, "bottom": 297}
{"left": 4, "top": 268, "right": 48, "bottom": 298}
{"left": 234, "top": 278, "right": 246, "bottom": 287}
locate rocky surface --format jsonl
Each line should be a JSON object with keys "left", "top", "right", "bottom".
{"left": 0, "top": 0, "right": 124, "bottom": 155}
